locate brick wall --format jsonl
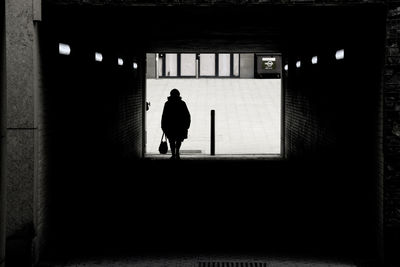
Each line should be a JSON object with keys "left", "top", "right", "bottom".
{"left": 284, "top": 61, "right": 338, "bottom": 161}
{"left": 386, "top": 1, "right": 400, "bottom": 228}
{"left": 104, "top": 54, "right": 144, "bottom": 160}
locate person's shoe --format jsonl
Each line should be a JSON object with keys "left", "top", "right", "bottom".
{"left": 176, "top": 154, "right": 181, "bottom": 160}
{"left": 170, "top": 155, "right": 176, "bottom": 160}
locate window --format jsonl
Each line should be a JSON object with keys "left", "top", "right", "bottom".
{"left": 218, "top": 53, "right": 231, "bottom": 77}
{"left": 157, "top": 53, "right": 240, "bottom": 78}
{"left": 157, "top": 55, "right": 163, "bottom": 77}
{"left": 233, "top": 53, "right": 240, "bottom": 77}
{"left": 180, "top": 53, "right": 196, "bottom": 76}
{"left": 200, "top": 53, "right": 216, "bottom": 77}
{"left": 165, "top": 53, "right": 178, "bottom": 76}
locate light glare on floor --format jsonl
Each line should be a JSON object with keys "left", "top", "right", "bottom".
{"left": 296, "top": 61, "right": 301, "bottom": 68}
{"left": 118, "top": 58, "right": 123, "bottom": 66}
{"left": 133, "top": 62, "right": 138, "bottom": 69}
{"left": 59, "top": 43, "right": 71, "bottom": 55}
{"left": 284, "top": 64, "right": 288, "bottom": 71}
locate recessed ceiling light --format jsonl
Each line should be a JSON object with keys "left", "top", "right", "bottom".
{"left": 59, "top": 43, "right": 71, "bottom": 55}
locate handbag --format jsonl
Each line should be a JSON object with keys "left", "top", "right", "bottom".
{"left": 159, "top": 132, "right": 168, "bottom": 154}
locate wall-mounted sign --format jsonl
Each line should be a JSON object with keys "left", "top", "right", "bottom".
{"left": 255, "top": 54, "right": 281, "bottom": 78}
{"left": 262, "top": 57, "right": 276, "bottom": 70}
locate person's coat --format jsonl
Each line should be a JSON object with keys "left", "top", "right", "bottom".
{"left": 161, "top": 95, "right": 191, "bottom": 140}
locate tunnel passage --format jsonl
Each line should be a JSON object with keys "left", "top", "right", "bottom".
{"left": 34, "top": 2, "right": 385, "bottom": 263}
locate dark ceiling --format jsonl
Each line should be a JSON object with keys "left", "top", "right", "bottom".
{"left": 41, "top": 3, "right": 385, "bottom": 54}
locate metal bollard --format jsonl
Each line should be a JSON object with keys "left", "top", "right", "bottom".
{"left": 211, "top": 110, "right": 215, "bottom": 156}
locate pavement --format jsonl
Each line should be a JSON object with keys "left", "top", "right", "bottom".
{"left": 146, "top": 78, "right": 281, "bottom": 155}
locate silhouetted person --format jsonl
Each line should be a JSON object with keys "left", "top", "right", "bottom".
{"left": 161, "top": 89, "right": 191, "bottom": 160}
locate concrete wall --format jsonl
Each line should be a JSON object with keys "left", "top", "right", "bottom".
{"left": 4, "top": 0, "right": 35, "bottom": 265}
{"left": 0, "top": 1, "right": 6, "bottom": 266}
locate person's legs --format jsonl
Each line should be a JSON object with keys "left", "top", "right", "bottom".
{"left": 175, "top": 140, "right": 182, "bottom": 159}
{"left": 169, "top": 138, "right": 176, "bottom": 159}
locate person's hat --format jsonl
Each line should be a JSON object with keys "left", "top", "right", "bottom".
{"left": 170, "top": 88, "right": 180, "bottom": 97}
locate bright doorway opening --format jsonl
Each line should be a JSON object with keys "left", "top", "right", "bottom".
{"left": 145, "top": 53, "right": 282, "bottom": 157}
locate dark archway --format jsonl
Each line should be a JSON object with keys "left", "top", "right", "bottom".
{"left": 34, "top": 2, "right": 385, "bottom": 264}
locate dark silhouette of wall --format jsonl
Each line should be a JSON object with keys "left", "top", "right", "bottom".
{"left": 284, "top": 6, "right": 386, "bottom": 260}
{"left": 384, "top": 2, "right": 400, "bottom": 263}
{"left": 2, "top": 0, "right": 400, "bottom": 266}
{"left": 22, "top": 5, "right": 387, "bottom": 266}
{"left": 0, "top": 2, "right": 394, "bottom": 266}
{"left": 35, "top": 16, "right": 145, "bottom": 260}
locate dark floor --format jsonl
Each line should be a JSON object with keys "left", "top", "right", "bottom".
{"left": 39, "top": 253, "right": 360, "bottom": 267}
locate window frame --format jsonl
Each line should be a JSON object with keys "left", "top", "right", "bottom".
{"left": 158, "top": 52, "right": 240, "bottom": 78}
{"left": 199, "top": 53, "right": 241, "bottom": 78}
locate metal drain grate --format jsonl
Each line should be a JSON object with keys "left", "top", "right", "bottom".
{"left": 198, "top": 262, "right": 267, "bottom": 267}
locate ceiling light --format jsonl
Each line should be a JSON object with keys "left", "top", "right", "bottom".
{"left": 59, "top": 43, "right": 71, "bottom": 55}
{"left": 335, "top": 49, "right": 344, "bottom": 60}
{"left": 95, "top": 52, "right": 103, "bottom": 62}
{"left": 312, "top": 56, "right": 318, "bottom": 64}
